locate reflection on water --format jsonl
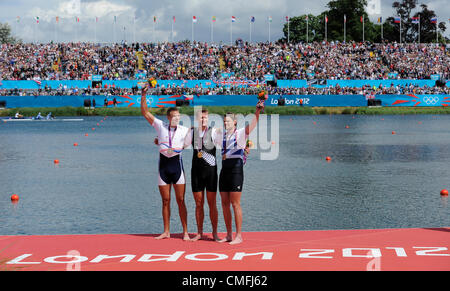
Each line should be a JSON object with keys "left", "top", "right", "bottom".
{"left": 0, "top": 115, "right": 449, "bottom": 235}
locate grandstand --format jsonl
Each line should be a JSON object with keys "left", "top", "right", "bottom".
{"left": 0, "top": 41, "right": 449, "bottom": 108}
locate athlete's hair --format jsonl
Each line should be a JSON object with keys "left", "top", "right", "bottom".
{"left": 224, "top": 112, "right": 236, "bottom": 121}
{"left": 166, "top": 107, "right": 179, "bottom": 116}
{"left": 224, "top": 112, "right": 237, "bottom": 126}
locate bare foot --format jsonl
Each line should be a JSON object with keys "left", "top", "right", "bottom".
{"left": 212, "top": 232, "right": 221, "bottom": 242}
{"left": 155, "top": 232, "right": 170, "bottom": 240}
{"left": 190, "top": 233, "right": 203, "bottom": 242}
{"left": 229, "top": 236, "right": 243, "bottom": 245}
{"left": 218, "top": 235, "right": 232, "bottom": 243}
{"left": 182, "top": 233, "right": 191, "bottom": 241}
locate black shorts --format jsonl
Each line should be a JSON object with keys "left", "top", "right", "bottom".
{"left": 158, "top": 154, "right": 185, "bottom": 185}
{"left": 191, "top": 165, "right": 218, "bottom": 192}
{"left": 219, "top": 159, "right": 244, "bottom": 192}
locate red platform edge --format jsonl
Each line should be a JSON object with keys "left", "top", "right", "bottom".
{"left": 0, "top": 227, "right": 449, "bottom": 271}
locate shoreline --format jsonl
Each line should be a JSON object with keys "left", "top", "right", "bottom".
{"left": 1, "top": 106, "right": 450, "bottom": 117}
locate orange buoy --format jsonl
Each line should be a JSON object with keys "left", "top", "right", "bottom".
{"left": 441, "top": 189, "right": 448, "bottom": 196}
{"left": 54, "top": 159, "right": 59, "bottom": 164}
{"left": 326, "top": 156, "right": 332, "bottom": 161}
{"left": 11, "top": 194, "right": 19, "bottom": 201}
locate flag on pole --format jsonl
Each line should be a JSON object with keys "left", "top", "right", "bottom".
{"left": 96, "top": 17, "right": 98, "bottom": 22}
{"left": 76, "top": 17, "right": 80, "bottom": 22}
{"left": 411, "top": 17, "right": 419, "bottom": 24}
{"left": 56, "top": 16, "right": 59, "bottom": 23}
{"left": 286, "top": 16, "right": 289, "bottom": 22}
{"left": 35, "top": 16, "right": 39, "bottom": 23}
{"left": 173, "top": 16, "right": 176, "bottom": 23}
{"left": 430, "top": 17, "right": 437, "bottom": 23}
{"left": 231, "top": 16, "right": 236, "bottom": 22}
{"left": 343, "top": 15, "right": 346, "bottom": 23}
{"left": 153, "top": 16, "right": 156, "bottom": 23}
{"left": 193, "top": 16, "right": 197, "bottom": 23}
{"left": 325, "top": 16, "right": 328, "bottom": 23}
{"left": 360, "top": 16, "right": 363, "bottom": 23}
{"left": 377, "top": 17, "right": 382, "bottom": 23}
{"left": 268, "top": 16, "right": 272, "bottom": 22}
{"left": 16, "top": 16, "right": 20, "bottom": 22}
{"left": 251, "top": 16, "right": 255, "bottom": 22}
{"left": 212, "top": 16, "right": 216, "bottom": 22}
{"left": 394, "top": 17, "right": 401, "bottom": 23}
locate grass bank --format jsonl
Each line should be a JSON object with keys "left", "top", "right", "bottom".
{"left": 1, "top": 106, "right": 450, "bottom": 117}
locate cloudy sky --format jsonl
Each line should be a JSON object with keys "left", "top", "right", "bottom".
{"left": 1, "top": 0, "right": 448, "bottom": 43}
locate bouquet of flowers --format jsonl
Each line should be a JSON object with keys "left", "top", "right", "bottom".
{"left": 243, "top": 139, "right": 254, "bottom": 164}
{"left": 148, "top": 77, "right": 157, "bottom": 88}
{"left": 257, "top": 90, "right": 268, "bottom": 112}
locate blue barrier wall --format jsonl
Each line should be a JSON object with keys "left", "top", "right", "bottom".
{"left": 2, "top": 79, "right": 449, "bottom": 89}
{"left": 1, "top": 94, "right": 449, "bottom": 108}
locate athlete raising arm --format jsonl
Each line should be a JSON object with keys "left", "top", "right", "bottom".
{"left": 141, "top": 85, "right": 192, "bottom": 241}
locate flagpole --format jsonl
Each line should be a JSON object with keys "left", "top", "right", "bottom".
{"left": 418, "top": 15, "right": 420, "bottom": 44}
{"left": 95, "top": 18, "right": 97, "bottom": 43}
{"left": 211, "top": 20, "right": 213, "bottom": 43}
{"left": 362, "top": 15, "right": 365, "bottom": 42}
{"left": 230, "top": 17, "right": 232, "bottom": 45}
{"left": 325, "top": 16, "right": 327, "bottom": 42}
{"left": 249, "top": 20, "right": 252, "bottom": 43}
{"left": 192, "top": 19, "right": 194, "bottom": 43}
{"left": 269, "top": 19, "right": 271, "bottom": 43}
{"left": 436, "top": 18, "right": 438, "bottom": 43}
{"left": 400, "top": 17, "right": 402, "bottom": 44}
{"left": 134, "top": 17, "right": 136, "bottom": 43}
{"left": 287, "top": 17, "right": 290, "bottom": 43}
{"left": 306, "top": 16, "right": 309, "bottom": 43}
{"left": 343, "top": 15, "right": 346, "bottom": 43}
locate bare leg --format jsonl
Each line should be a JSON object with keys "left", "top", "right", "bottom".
{"left": 218, "top": 191, "right": 233, "bottom": 242}
{"left": 191, "top": 191, "right": 205, "bottom": 241}
{"left": 229, "top": 191, "right": 243, "bottom": 245}
{"left": 155, "top": 185, "right": 171, "bottom": 240}
{"left": 206, "top": 191, "right": 220, "bottom": 241}
{"left": 173, "top": 183, "right": 190, "bottom": 241}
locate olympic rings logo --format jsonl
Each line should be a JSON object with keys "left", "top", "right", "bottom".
{"left": 422, "top": 96, "right": 440, "bottom": 105}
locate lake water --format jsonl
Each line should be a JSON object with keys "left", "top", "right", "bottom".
{"left": 0, "top": 114, "right": 449, "bottom": 235}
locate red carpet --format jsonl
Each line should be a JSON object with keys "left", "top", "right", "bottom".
{"left": 0, "top": 228, "right": 449, "bottom": 271}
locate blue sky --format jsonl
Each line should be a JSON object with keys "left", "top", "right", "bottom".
{"left": 1, "top": 0, "right": 448, "bottom": 43}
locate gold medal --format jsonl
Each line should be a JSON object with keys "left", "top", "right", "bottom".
{"left": 167, "top": 148, "right": 174, "bottom": 155}
{"left": 197, "top": 151, "right": 203, "bottom": 159}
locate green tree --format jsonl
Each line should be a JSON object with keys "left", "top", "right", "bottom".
{"left": 325, "top": 0, "right": 374, "bottom": 42}
{"left": 0, "top": 22, "right": 19, "bottom": 44}
{"left": 282, "top": 14, "right": 324, "bottom": 43}
{"left": 384, "top": 1, "right": 447, "bottom": 43}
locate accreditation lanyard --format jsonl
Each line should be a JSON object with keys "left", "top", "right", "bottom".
{"left": 222, "top": 128, "right": 237, "bottom": 157}
{"left": 198, "top": 127, "right": 208, "bottom": 150}
{"left": 168, "top": 125, "right": 177, "bottom": 149}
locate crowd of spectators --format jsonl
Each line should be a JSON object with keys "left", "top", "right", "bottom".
{"left": 1, "top": 82, "right": 448, "bottom": 97}
{"left": 1, "top": 41, "right": 449, "bottom": 82}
